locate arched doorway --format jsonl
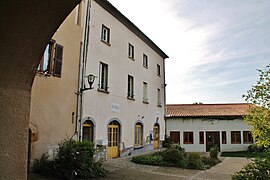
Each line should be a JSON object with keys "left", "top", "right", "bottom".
{"left": 153, "top": 123, "right": 160, "bottom": 149}
{"left": 108, "top": 121, "right": 120, "bottom": 158}
{"left": 135, "top": 122, "right": 143, "bottom": 147}
{"left": 82, "top": 120, "right": 94, "bottom": 142}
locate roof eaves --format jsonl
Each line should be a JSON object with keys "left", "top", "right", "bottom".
{"left": 94, "top": 0, "right": 169, "bottom": 59}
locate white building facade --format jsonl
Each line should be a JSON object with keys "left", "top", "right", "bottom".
{"left": 166, "top": 104, "right": 254, "bottom": 152}
{"left": 79, "top": 0, "right": 168, "bottom": 158}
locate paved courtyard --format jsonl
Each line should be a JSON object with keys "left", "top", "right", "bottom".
{"left": 98, "top": 156, "right": 250, "bottom": 180}
{"left": 28, "top": 155, "right": 250, "bottom": 180}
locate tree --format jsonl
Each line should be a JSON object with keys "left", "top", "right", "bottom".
{"left": 243, "top": 64, "right": 270, "bottom": 148}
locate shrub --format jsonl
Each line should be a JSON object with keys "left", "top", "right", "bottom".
{"left": 232, "top": 158, "right": 270, "bottom": 180}
{"left": 170, "top": 144, "right": 184, "bottom": 152}
{"left": 132, "top": 145, "right": 220, "bottom": 170}
{"left": 187, "top": 152, "right": 205, "bottom": 170}
{"left": 33, "top": 140, "right": 106, "bottom": 179}
{"left": 161, "top": 148, "right": 185, "bottom": 167}
{"left": 202, "top": 156, "right": 221, "bottom": 167}
{"left": 209, "top": 146, "right": 219, "bottom": 159}
{"left": 33, "top": 154, "right": 55, "bottom": 176}
{"left": 247, "top": 144, "right": 264, "bottom": 153}
{"left": 162, "top": 137, "right": 173, "bottom": 148}
{"left": 131, "top": 154, "right": 164, "bottom": 166}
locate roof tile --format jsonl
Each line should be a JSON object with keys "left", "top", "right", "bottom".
{"left": 166, "top": 103, "right": 252, "bottom": 117}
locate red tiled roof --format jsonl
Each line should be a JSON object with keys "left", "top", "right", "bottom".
{"left": 166, "top": 103, "right": 252, "bottom": 117}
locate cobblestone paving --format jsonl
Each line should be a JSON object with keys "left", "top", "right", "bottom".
{"left": 99, "top": 156, "right": 251, "bottom": 180}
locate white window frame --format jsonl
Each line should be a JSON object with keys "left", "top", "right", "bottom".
{"left": 99, "top": 62, "right": 109, "bottom": 92}
{"left": 128, "top": 43, "right": 134, "bottom": 59}
{"left": 157, "top": 88, "right": 161, "bottom": 107}
{"left": 127, "top": 75, "right": 134, "bottom": 99}
{"left": 143, "top": 82, "right": 148, "bottom": 103}
{"left": 101, "top": 24, "right": 110, "bottom": 44}
{"left": 157, "top": 64, "right": 161, "bottom": 76}
{"left": 143, "top": 54, "right": 148, "bottom": 68}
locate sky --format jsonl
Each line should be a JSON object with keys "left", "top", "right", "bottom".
{"left": 109, "top": 0, "right": 270, "bottom": 104}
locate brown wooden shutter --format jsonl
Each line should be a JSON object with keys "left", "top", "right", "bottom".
{"left": 48, "top": 39, "right": 55, "bottom": 74}
{"left": 53, "top": 44, "right": 63, "bottom": 77}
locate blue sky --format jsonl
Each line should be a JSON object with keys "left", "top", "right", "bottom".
{"left": 109, "top": 0, "right": 270, "bottom": 104}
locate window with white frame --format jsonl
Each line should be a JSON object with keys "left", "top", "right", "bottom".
{"left": 157, "top": 88, "right": 161, "bottom": 107}
{"left": 157, "top": 64, "right": 161, "bottom": 76}
{"left": 98, "top": 62, "right": 109, "bottom": 92}
{"left": 243, "top": 131, "right": 253, "bottom": 144}
{"left": 184, "top": 132, "right": 194, "bottom": 144}
{"left": 143, "top": 54, "right": 148, "bottom": 68}
{"left": 127, "top": 75, "right": 134, "bottom": 99}
{"left": 128, "top": 43, "right": 134, "bottom": 59}
{"left": 143, "top": 82, "right": 148, "bottom": 103}
{"left": 231, "top": 131, "right": 241, "bottom": 144}
{"left": 37, "top": 40, "right": 55, "bottom": 74}
{"left": 101, "top": 24, "right": 110, "bottom": 44}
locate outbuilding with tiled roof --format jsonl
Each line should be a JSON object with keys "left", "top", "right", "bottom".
{"left": 165, "top": 103, "right": 254, "bottom": 152}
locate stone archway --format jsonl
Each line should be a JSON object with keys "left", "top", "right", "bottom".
{"left": 0, "top": 0, "right": 81, "bottom": 179}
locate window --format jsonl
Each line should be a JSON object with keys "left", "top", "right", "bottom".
{"left": 184, "top": 132, "right": 193, "bottom": 144}
{"left": 135, "top": 123, "right": 143, "bottom": 147}
{"left": 38, "top": 40, "right": 55, "bottom": 74}
{"left": 101, "top": 24, "right": 110, "bottom": 44}
{"left": 199, "top": 132, "right": 204, "bottom": 144}
{"left": 143, "top": 54, "right": 148, "bottom": 68}
{"left": 128, "top": 43, "right": 134, "bottom": 59}
{"left": 243, "top": 131, "right": 253, "bottom": 144}
{"left": 82, "top": 121, "right": 94, "bottom": 142}
{"left": 53, "top": 44, "right": 64, "bottom": 77}
{"left": 157, "top": 64, "right": 161, "bottom": 76}
{"left": 157, "top": 88, "right": 161, "bottom": 107}
{"left": 127, "top": 75, "right": 134, "bottom": 99}
{"left": 231, "top": 131, "right": 241, "bottom": 144}
{"left": 170, "top": 131, "right": 180, "bottom": 143}
{"left": 76, "top": 2, "right": 82, "bottom": 26}
{"left": 222, "top": 131, "right": 227, "bottom": 144}
{"left": 143, "top": 82, "right": 148, "bottom": 103}
{"left": 98, "top": 62, "right": 109, "bottom": 92}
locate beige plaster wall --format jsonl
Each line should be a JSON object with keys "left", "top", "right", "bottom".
{"left": 29, "top": 4, "right": 84, "bottom": 161}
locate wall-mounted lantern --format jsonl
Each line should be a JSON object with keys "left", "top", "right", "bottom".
{"left": 80, "top": 74, "right": 96, "bottom": 92}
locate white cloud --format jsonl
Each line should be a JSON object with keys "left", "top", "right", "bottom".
{"left": 109, "top": 0, "right": 270, "bottom": 104}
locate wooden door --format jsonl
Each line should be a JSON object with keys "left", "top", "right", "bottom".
{"left": 82, "top": 123, "right": 94, "bottom": 142}
{"left": 170, "top": 131, "right": 180, "bottom": 143}
{"left": 108, "top": 124, "right": 119, "bottom": 158}
{"left": 153, "top": 125, "right": 159, "bottom": 149}
{"left": 206, "top": 131, "right": 220, "bottom": 151}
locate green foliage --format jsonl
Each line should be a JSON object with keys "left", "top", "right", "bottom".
{"left": 132, "top": 146, "right": 219, "bottom": 170}
{"left": 201, "top": 156, "right": 220, "bottom": 167}
{"left": 131, "top": 154, "right": 165, "bottom": 166}
{"left": 209, "top": 146, "right": 219, "bottom": 159}
{"left": 33, "top": 154, "right": 55, "bottom": 176}
{"left": 170, "top": 144, "right": 184, "bottom": 152}
{"left": 232, "top": 158, "right": 270, "bottom": 180}
{"left": 244, "top": 106, "right": 270, "bottom": 147}
{"left": 243, "top": 64, "right": 270, "bottom": 148}
{"left": 187, "top": 152, "right": 205, "bottom": 170}
{"left": 162, "top": 137, "right": 174, "bottom": 148}
{"left": 247, "top": 144, "right": 264, "bottom": 153}
{"left": 33, "top": 140, "right": 106, "bottom": 179}
{"left": 161, "top": 148, "right": 187, "bottom": 167}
